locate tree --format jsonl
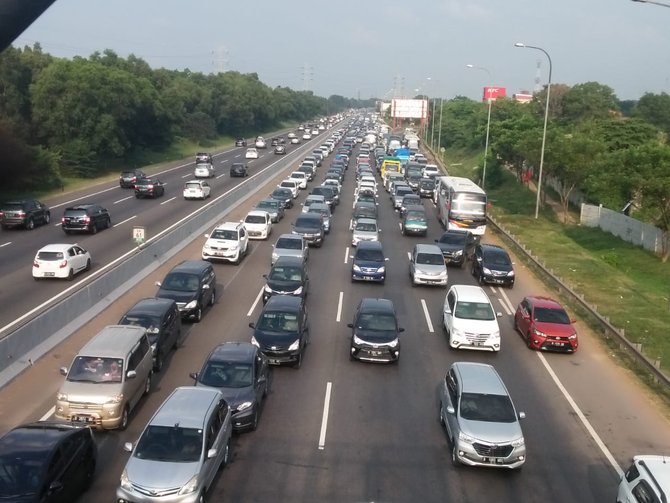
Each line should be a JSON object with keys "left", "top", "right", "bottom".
{"left": 635, "top": 92, "right": 670, "bottom": 142}
{"left": 561, "top": 82, "right": 619, "bottom": 122}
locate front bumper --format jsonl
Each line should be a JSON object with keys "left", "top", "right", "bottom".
{"left": 202, "top": 248, "right": 240, "bottom": 263}
{"left": 413, "top": 273, "right": 448, "bottom": 286}
{"left": 454, "top": 439, "right": 526, "bottom": 469}
{"left": 350, "top": 344, "right": 399, "bottom": 363}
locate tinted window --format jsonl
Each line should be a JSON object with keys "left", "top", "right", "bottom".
{"left": 295, "top": 217, "right": 321, "bottom": 229}
{"left": 416, "top": 253, "right": 444, "bottom": 265}
{"left": 455, "top": 301, "right": 495, "bottom": 321}
{"left": 459, "top": 392, "right": 516, "bottom": 423}
{"left": 269, "top": 266, "right": 303, "bottom": 281}
{"left": 439, "top": 233, "right": 466, "bottom": 245}
{"left": 257, "top": 311, "right": 299, "bottom": 332}
{"left": 135, "top": 426, "right": 203, "bottom": 462}
{"left": 0, "top": 446, "right": 46, "bottom": 496}
{"left": 533, "top": 307, "right": 570, "bottom": 324}
{"left": 246, "top": 215, "right": 267, "bottom": 224}
{"left": 163, "top": 272, "right": 201, "bottom": 291}
{"left": 486, "top": 249, "right": 512, "bottom": 266}
{"left": 210, "top": 229, "right": 238, "bottom": 241}
{"left": 355, "top": 248, "right": 384, "bottom": 261}
{"left": 276, "top": 238, "right": 302, "bottom": 249}
{"left": 68, "top": 356, "right": 124, "bottom": 383}
{"left": 200, "top": 362, "right": 252, "bottom": 388}
{"left": 37, "top": 251, "right": 65, "bottom": 261}
{"left": 355, "top": 312, "right": 396, "bottom": 331}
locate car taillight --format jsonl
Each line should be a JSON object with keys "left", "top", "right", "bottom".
{"left": 17, "top": 211, "right": 26, "bottom": 218}
{"left": 84, "top": 216, "right": 90, "bottom": 224}
{"left": 147, "top": 185, "right": 154, "bottom": 189}
{"left": 33, "top": 260, "right": 39, "bottom": 268}
{"left": 59, "top": 260, "right": 68, "bottom": 268}
{"left": 61, "top": 217, "right": 66, "bottom": 224}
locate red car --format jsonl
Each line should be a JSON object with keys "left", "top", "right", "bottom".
{"left": 514, "top": 296, "right": 578, "bottom": 352}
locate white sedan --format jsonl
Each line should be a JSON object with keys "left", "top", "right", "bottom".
{"left": 245, "top": 148, "right": 259, "bottom": 159}
{"left": 32, "top": 243, "right": 91, "bottom": 280}
{"left": 183, "top": 180, "right": 211, "bottom": 200}
{"left": 244, "top": 210, "right": 272, "bottom": 240}
{"left": 302, "top": 133, "right": 312, "bottom": 140}
{"left": 288, "top": 171, "right": 308, "bottom": 189}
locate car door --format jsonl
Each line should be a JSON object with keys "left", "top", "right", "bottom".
{"left": 164, "top": 305, "right": 180, "bottom": 352}
{"left": 409, "top": 245, "right": 417, "bottom": 278}
{"left": 43, "top": 436, "right": 84, "bottom": 503}
{"left": 473, "top": 245, "right": 484, "bottom": 275}
{"left": 516, "top": 299, "right": 532, "bottom": 335}
{"left": 443, "top": 290, "right": 456, "bottom": 332}
{"left": 71, "top": 246, "right": 86, "bottom": 272}
{"left": 203, "top": 401, "right": 231, "bottom": 486}
{"left": 444, "top": 369, "right": 460, "bottom": 442}
{"left": 204, "top": 267, "right": 216, "bottom": 305}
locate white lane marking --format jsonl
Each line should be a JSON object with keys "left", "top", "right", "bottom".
{"left": 343, "top": 247, "right": 350, "bottom": 264}
{"left": 160, "top": 197, "right": 177, "bottom": 205}
{"left": 114, "top": 196, "right": 134, "bottom": 204}
{"left": 496, "top": 287, "right": 515, "bottom": 314}
{"left": 113, "top": 215, "right": 137, "bottom": 228}
{"left": 336, "top": 292, "right": 343, "bottom": 322}
{"left": 181, "top": 173, "right": 192, "bottom": 179}
{"left": 536, "top": 352, "right": 624, "bottom": 477}
{"left": 318, "top": 382, "right": 333, "bottom": 450}
{"left": 234, "top": 154, "right": 241, "bottom": 158}
{"left": 0, "top": 242, "right": 12, "bottom": 248}
{"left": 219, "top": 159, "right": 228, "bottom": 163}
{"left": 40, "top": 406, "right": 55, "bottom": 421}
{"left": 420, "top": 299, "right": 434, "bottom": 333}
{"left": 216, "top": 173, "right": 226, "bottom": 179}
{"left": 248, "top": 287, "right": 264, "bottom": 317}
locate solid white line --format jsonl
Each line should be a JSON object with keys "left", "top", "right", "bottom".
{"left": 113, "top": 215, "right": 137, "bottom": 228}
{"left": 343, "top": 247, "right": 350, "bottom": 264}
{"left": 536, "top": 352, "right": 624, "bottom": 477}
{"left": 160, "top": 197, "right": 177, "bottom": 205}
{"left": 0, "top": 242, "right": 11, "bottom": 248}
{"left": 421, "top": 299, "right": 434, "bottom": 333}
{"left": 336, "top": 291, "right": 343, "bottom": 322}
{"left": 40, "top": 406, "right": 55, "bottom": 421}
{"left": 248, "top": 287, "right": 264, "bottom": 317}
{"left": 114, "top": 196, "right": 134, "bottom": 204}
{"left": 318, "top": 381, "right": 333, "bottom": 450}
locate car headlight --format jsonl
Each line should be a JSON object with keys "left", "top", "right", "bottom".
{"left": 451, "top": 327, "right": 464, "bottom": 338}
{"left": 458, "top": 431, "right": 476, "bottom": 444}
{"left": 251, "top": 336, "right": 260, "bottom": 348}
{"left": 533, "top": 328, "right": 547, "bottom": 338}
{"left": 378, "top": 266, "right": 385, "bottom": 273}
{"left": 120, "top": 468, "right": 132, "bottom": 490}
{"left": 453, "top": 250, "right": 463, "bottom": 257}
{"left": 511, "top": 436, "right": 525, "bottom": 447}
{"left": 237, "top": 401, "right": 253, "bottom": 412}
{"left": 288, "top": 339, "right": 300, "bottom": 351}
{"left": 185, "top": 300, "right": 198, "bottom": 310}
{"left": 203, "top": 245, "right": 212, "bottom": 252}
{"left": 57, "top": 392, "right": 68, "bottom": 401}
{"left": 178, "top": 474, "right": 199, "bottom": 495}
{"left": 292, "top": 286, "right": 303, "bottom": 295}
{"left": 230, "top": 244, "right": 239, "bottom": 251}
{"left": 483, "top": 267, "right": 492, "bottom": 275}
{"left": 353, "top": 264, "right": 362, "bottom": 272}
{"left": 569, "top": 333, "right": 577, "bottom": 340}
{"left": 264, "top": 285, "right": 273, "bottom": 293}
{"left": 353, "top": 334, "right": 365, "bottom": 345}
{"left": 105, "top": 393, "right": 124, "bottom": 404}
{"left": 507, "top": 270, "right": 515, "bottom": 276}
{"left": 272, "top": 252, "right": 278, "bottom": 261}
{"left": 388, "top": 338, "right": 399, "bottom": 348}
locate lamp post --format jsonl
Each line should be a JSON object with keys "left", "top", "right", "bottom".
{"left": 514, "top": 42, "right": 552, "bottom": 219}
{"left": 437, "top": 97, "right": 443, "bottom": 152}
{"left": 631, "top": 0, "right": 670, "bottom": 7}
{"left": 466, "top": 64, "right": 493, "bottom": 190}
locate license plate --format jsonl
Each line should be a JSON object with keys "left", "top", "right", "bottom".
{"left": 71, "top": 415, "right": 94, "bottom": 423}
{"left": 269, "top": 359, "right": 282, "bottom": 365}
{"left": 370, "top": 350, "right": 382, "bottom": 356}
{"left": 44, "top": 272, "right": 55, "bottom": 277}
{"left": 483, "top": 457, "right": 503, "bottom": 464}
{"left": 552, "top": 342, "right": 565, "bottom": 347}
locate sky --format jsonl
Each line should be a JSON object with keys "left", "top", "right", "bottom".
{"left": 12, "top": 0, "right": 670, "bottom": 102}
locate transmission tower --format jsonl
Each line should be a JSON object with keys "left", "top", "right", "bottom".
{"left": 301, "top": 63, "right": 314, "bottom": 92}
{"left": 212, "top": 47, "right": 229, "bottom": 74}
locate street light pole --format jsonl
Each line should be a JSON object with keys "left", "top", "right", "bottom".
{"left": 514, "top": 42, "right": 553, "bottom": 219}
{"left": 466, "top": 64, "right": 493, "bottom": 190}
{"left": 437, "top": 97, "right": 443, "bottom": 152}
{"left": 631, "top": 0, "right": 670, "bottom": 7}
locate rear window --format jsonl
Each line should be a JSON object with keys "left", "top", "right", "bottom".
{"left": 276, "top": 238, "right": 302, "bottom": 249}
{"left": 245, "top": 215, "right": 266, "bottom": 224}
{"left": 37, "top": 251, "right": 64, "bottom": 261}
{"left": 64, "top": 209, "right": 87, "bottom": 217}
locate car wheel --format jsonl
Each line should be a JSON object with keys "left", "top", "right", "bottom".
{"left": 154, "top": 351, "right": 163, "bottom": 372}
{"left": 526, "top": 331, "right": 534, "bottom": 349}
{"left": 193, "top": 305, "right": 202, "bottom": 323}
{"left": 250, "top": 406, "right": 260, "bottom": 431}
{"left": 220, "top": 439, "right": 231, "bottom": 469}
{"left": 119, "top": 406, "right": 129, "bottom": 431}
{"left": 293, "top": 351, "right": 303, "bottom": 369}
{"left": 63, "top": 229, "right": 71, "bottom": 235}
{"left": 25, "top": 218, "right": 34, "bottom": 230}
{"left": 44, "top": 212, "right": 51, "bottom": 224}
{"left": 90, "top": 222, "right": 97, "bottom": 234}
{"left": 143, "top": 372, "right": 152, "bottom": 395}
{"left": 85, "top": 258, "right": 91, "bottom": 271}
{"left": 439, "top": 404, "right": 445, "bottom": 427}
{"left": 478, "top": 272, "right": 485, "bottom": 285}
{"left": 452, "top": 444, "right": 461, "bottom": 466}
{"left": 135, "top": 193, "right": 140, "bottom": 198}
{"left": 210, "top": 288, "right": 216, "bottom": 306}
{"left": 105, "top": 217, "right": 111, "bottom": 229}
{"left": 67, "top": 268, "right": 74, "bottom": 281}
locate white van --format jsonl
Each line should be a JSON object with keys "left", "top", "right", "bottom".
{"left": 617, "top": 455, "right": 670, "bottom": 503}
{"left": 442, "top": 285, "right": 501, "bottom": 351}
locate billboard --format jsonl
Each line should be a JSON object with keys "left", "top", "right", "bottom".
{"left": 513, "top": 93, "right": 533, "bottom": 103}
{"left": 391, "top": 99, "right": 428, "bottom": 119}
{"left": 482, "top": 87, "right": 506, "bottom": 101}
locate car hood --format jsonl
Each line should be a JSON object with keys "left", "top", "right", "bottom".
{"left": 353, "top": 328, "right": 398, "bottom": 344}
{"left": 274, "top": 249, "right": 304, "bottom": 259}
{"left": 452, "top": 317, "right": 499, "bottom": 334}
{"left": 459, "top": 417, "right": 523, "bottom": 444}
{"left": 198, "top": 383, "right": 254, "bottom": 409}
{"left": 253, "top": 330, "right": 300, "bottom": 347}
{"left": 245, "top": 223, "right": 268, "bottom": 231}
{"left": 534, "top": 321, "right": 575, "bottom": 337}
{"left": 156, "top": 288, "right": 198, "bottom": 304}
{"left": 266, "top": 279, "right": 302, "bottom": 292}
{"left": 436, "top": 243, "right": 465, "bottom": 255}
{"left": 293, "top": 225, "right": 321, "bottom": 235}
{"left": 353, "top": 259, "right": 384, "bottom": 269}
{"left": 59, "top": 380, "right": 124, "bottom": 401}
{"left": 353, "top": 230, "right": 378, "bottom": 239}
{"left": 484, "top": 262, "right": 513, "bottom": 273}
{"left": 125, "top": 457, "right": 200, "bottom": 491}
{"left": 205, "top": 238, "right": 238, "bottom": 248}
{"left": 414, "top": 263, "right": 446, "bottom": 275}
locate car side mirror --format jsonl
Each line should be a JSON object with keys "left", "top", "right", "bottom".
{"left": 207, "top": 448, "right": 218, "bottom": 459}
{"left": 204, "top": 234, "right": 210, "bottom": 239}
{"left": 385, "top": 257, "right": 390, "bottom": 261}
{"left": 518, "top": 411, "right": 526, "bottom": 420}
{"left": 202, "top": 284, "right": 210, "bottom": 290}
{"left": 347, "top": 323, "right": 353, "bottom": 328}
{"left": 126, "top": 370, "right": 137, "bottom": 380}
{"left": 123, "top": 442, "right": 134, "bottom": 452}
{"left": 497, "top": 312, "right": 503, "bottom": 318}
{"left": 59, "top": 366, "right": 68, "bottom": 376}
{"left": 398, "top": 327, "right": 405, "bottom": 333}
{"left": 249, "top": 322, "right": 255, "bottom": 329}
{"left": 189, "top": 372, "right": 198, "bottom": 381}
{"left": 446, "top": 405, "right": 455, "bottom": 415}
{"left": 444, "top": 308, "right": 451, "bottom": 315}
{"left": 155, "top": 281, "right": 162, "bottom": 287}
{"left": 262, "top": 274, "right": 268, "bottom": 279}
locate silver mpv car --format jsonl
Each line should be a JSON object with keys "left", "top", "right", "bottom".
{"left": 117, "top": 386, "right": 232, "bottom": 503}
{"left": 439, "top": 362, "right": 526, "bottom": 469}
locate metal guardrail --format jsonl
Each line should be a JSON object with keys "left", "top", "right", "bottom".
{"left": 420, "top": 140, "right": 669, "bottom": 389}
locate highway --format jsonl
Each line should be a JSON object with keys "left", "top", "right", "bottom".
{"left": 0, "top": 124, "right": 668, "bottom": 502}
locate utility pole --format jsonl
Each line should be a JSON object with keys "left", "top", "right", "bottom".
{"left": 301, "top": 63, "right": 314, "bottom": 92}
{"left": 212, "top": 47, "right": 229, "bottom": 74}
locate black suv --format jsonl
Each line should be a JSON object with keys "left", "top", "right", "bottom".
{"left": 119, "top": 169, "right": 147, "bottom": 188}
{"left": 230, "top": 162, "right": 248, "bottom": 177}
{"left": 249, "top": 295, "right": 309, "bottom": 368}
{"left": 134, "top": 177, "right": 165, "bottom": 198}
{"left": 348, "top": 298, "right": 404, "bottom": 363}
{"left": 262, "top": 256, "right": 309, "bottom": 303}
{"left": 0, "top": 199, "right": 50, "bottom": 230}
{"left": 195, "top": 152, "right": 213, "bottom": 164}
{"left": 61, "top": 204, "right": 111, "bottom": 234}
{"left": 0, "top": 421, "right": 97, "bottom": 501}
{"left": 472, "top": 243, "right": 515, "bottom": 288}
{"left": 292, "top": 213, "right": 324, "bottom": 247}
{"left": 156, "top": 260, "right": 217, "bottom": 322}
{"left": 434, "top": 229, "right": 477, "bottom": 267}
{"left": 235, "top": 137, "right": 247, "bottom": 147}
{"left": 118, "top": 298, "right": 182, "bottom": 372}
{"left": 190, "top": 342, "right": 271, "bottom": 432}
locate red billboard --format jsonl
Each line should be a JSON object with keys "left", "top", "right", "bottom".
{"left": 482, "top": 87, "right": 506, "bottom": 101}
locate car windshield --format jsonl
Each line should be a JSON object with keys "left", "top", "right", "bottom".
{"left": 199, "top": 362, "right": 252, "bottom": 388}
{"left": 134, "top": 425, "right": 203, "bottom": 463}
{"left": 459, "top": 392, "right": 516, "bottom": 423}
{"left": 417, "top": 253, "right": 444, "bottom": 265}
{"left": 355, "top": 221, "right": 377, "bottom": 232}
{"left": 420, "top": 180, "right": 435, "bottom": 188}
{"left": 36, "top": 251, "right": 65, "bottom": 261}
{"left": 272, "top": 189, "right": 291, "bottom": 199}
{"left": 211, "top": 229, "right": 239, "bottom": 241}
{"left": 406, "top": 211, "right": 426, "bottom": 222}
{"left": 269, "top": 266, "right": 303, "bottom": 282}
{"left": 295, "top": 218, "right": 321, "bottom": 229}
{"left": 67, "top": 356, "right": 124, "bottom": 383}
{"left": 454, "top": 301, "right": 495, "bottom": 321}
{"left": 355, "top": 312, "right": 396, "bottom": 331}
{"left": 276, "top": 238, "right": 302, "bottom": 250}
{"left": 396, "top": 188, "right": 413, "bottom": 197}
{"left": 162, "top": 272, "right": 200, "bottom": 292}
{"left": 257, "top": 201, "right": 277, "bottom": 210}
{"left": 0, "top": 452, "right": 45, "bottom": 497}
{"left": 257, "top": 312, "right": 299, "bottom": 332}
{"left": 439, "top": 233, "right": 466, "bottom": 245}
{"left": 533, "top": 307, "right": 570, "bottom": 324}
{"left": 246, "top": 215, "right": 266, "bottom": 224}
{"left": 356, "top": 249, "right": 384, "bottom": 261}
{"left": 487, "top": 251, "right": 512, "bottom": 266}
